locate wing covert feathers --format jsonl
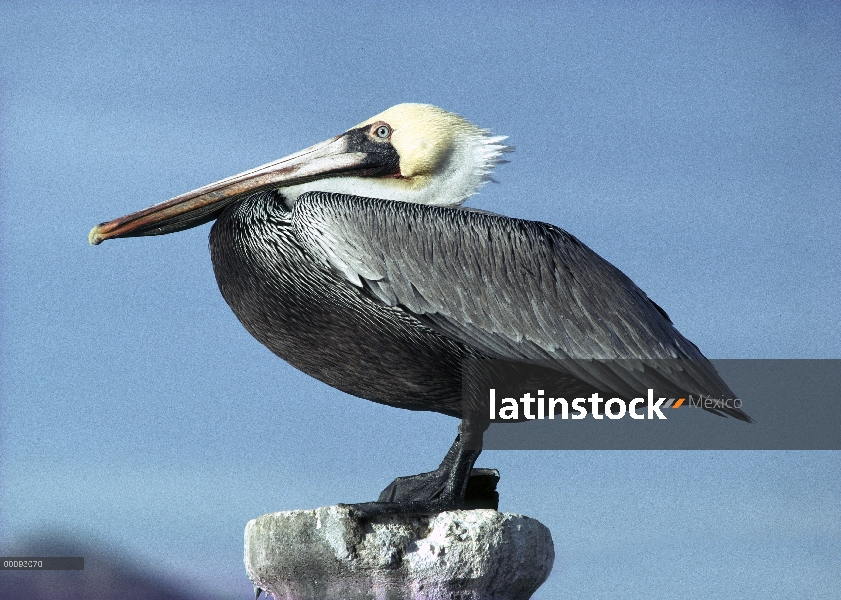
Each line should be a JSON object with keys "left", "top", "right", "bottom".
{"left": 292, "top": 192, "right": 741, "bottom": 411}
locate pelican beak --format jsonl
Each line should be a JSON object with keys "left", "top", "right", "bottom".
{"left": 89, "top": 127, "right": 400, "bottom": 245}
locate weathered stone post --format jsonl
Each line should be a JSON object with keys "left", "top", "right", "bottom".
{"left": 244, "top": 506, "right": 554, "bottom": 600}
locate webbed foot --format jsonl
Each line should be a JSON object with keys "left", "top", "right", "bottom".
{"left": 378, "top": 468, "right": 499, "bottom": 510}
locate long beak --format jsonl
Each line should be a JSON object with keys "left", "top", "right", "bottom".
{"left": 89, "top": 130, "right": 398, "bottom": 245}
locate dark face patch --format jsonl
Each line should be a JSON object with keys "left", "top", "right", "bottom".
{"left": 341, "top": 125, "right": 401, "bottom": 177}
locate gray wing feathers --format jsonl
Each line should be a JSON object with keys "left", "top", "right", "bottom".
{"left": 292, "top": 192, "right": 734, "bottom": 400}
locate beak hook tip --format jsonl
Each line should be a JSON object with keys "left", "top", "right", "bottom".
{"left": 89, "top": 225, "right": 105, "bottom": 246}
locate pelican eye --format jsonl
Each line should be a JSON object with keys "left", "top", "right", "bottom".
{"left": 374, "top": 125, "right": 391, "bottom": 139}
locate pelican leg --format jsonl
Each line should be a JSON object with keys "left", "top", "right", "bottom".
{"left": 341, "top": 414, "right": 496, "bottom": 517}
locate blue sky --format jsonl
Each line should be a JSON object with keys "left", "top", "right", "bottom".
{"left": 1, "top": 2, "right": 839, "bottom": 598}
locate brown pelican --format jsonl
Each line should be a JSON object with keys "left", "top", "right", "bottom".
{"left": 90, "top": 104, "right": 750, "bottom": 516}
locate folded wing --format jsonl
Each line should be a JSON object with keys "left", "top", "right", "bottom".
{"left": 292, "top": 191, "right": 745, "bottom": 417}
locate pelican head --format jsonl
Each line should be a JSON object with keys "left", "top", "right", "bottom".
{"left": 89, "top": 104, "right": 511, "bottom": 244}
